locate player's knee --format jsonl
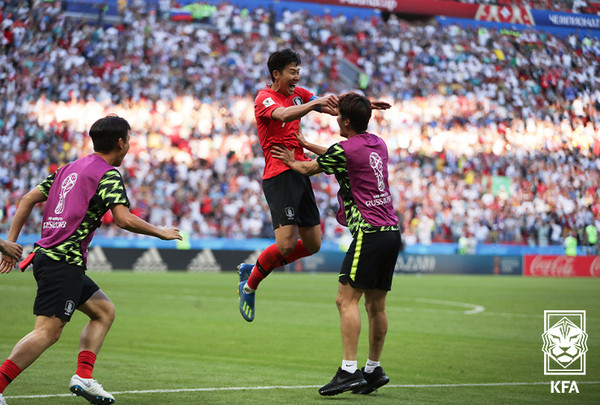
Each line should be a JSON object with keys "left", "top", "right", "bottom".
{"left": 335, "top": 294, "right": 344, "bottom": 312}
{"left": 278, "top": 244, "right": 295, "bottom": 256}
{"left": 104, "top": 301, "right": 116, "bottom": 326}
{"left": 38, "top": 326, "right": 63, "bottom": 347}
{"left": 93, "top": 299, "right": 116, "bottom": 327}
{"left": 306, "top": 240, "right": 321, "bottom": 255}
{"left": 364, "top": 300, "right": 384, "bottom": 316}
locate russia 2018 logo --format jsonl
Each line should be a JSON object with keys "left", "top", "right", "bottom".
{"left": 542, "top": 310, "right": 587, "bottom": 375}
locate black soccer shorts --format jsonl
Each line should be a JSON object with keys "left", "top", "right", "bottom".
{"left": 262, "top": 169, "right": 321, "bottom": 229}
{"left": 32, "top": 253, "right": 100, "bottom": 321}
{"left": 339, "top": 229, "right": 402, "bottom": 291}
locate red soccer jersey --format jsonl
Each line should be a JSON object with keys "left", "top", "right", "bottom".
{"left": 254, "top": 85, "right": 314, "bottom": 179}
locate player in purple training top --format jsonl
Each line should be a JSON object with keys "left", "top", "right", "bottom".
{"left": 0, "top": 115, "right": 181, "bottom": 405}
{"left": 272, "top": 92, "right": 401, "bottom": 397}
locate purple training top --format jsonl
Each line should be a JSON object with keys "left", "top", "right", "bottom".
{"left": 37, "top": 154, "right": 114, "bottom": 259}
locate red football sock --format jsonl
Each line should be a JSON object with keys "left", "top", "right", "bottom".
{"left": 282, "top": 240, "right": 311, "bottom": 264}
{"left": 76, "top": 350, "right": 96, "bottom": 379}
{"left": 247, "top": 243, "right": 283, "bottom": 290}
{"left": 0, "top": 359, "right": 22, "bottom": 394}
{"left": 246, "top": 240, "right": 312, "bottom": 290}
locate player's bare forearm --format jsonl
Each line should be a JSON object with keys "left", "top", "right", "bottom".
{"left": 7, "top": 188, "right": 47, "bottom": 243}
{"left": 111, "top": 204, "right": 182, "bottom": 240}
{"left": 271, "top": 145, "right": 323, "bottom": 176}
{"left": 301, "top": 141, "right": 327, "bottom": 156}
{"left": 295, "top": 131, "right": 327, "bottom": 155}
{"left": 292, "top": 160, "right": 322, "bottom": 176}
{"left": 272, "top": 95, "right": 338, "bottom": 122}
{"left": 272, "top": 102, "right": 319, "bottom": 122}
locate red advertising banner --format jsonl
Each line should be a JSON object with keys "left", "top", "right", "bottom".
{"left": 475, "top": 4, "right": 535, "bottom": 25}
{"left": 292, "top": 0, "right": 478, "bottom": 18}
{"left": 524, "top": 255, "right": 600, "bottom": 277}
{"left": 291, "top": 1, "right": 538, "bottom": 26}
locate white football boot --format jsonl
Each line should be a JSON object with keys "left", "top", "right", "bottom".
{"left": 69, "top": 374, "right": 115, "bottom": 404}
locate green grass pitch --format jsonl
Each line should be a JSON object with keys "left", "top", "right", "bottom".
{"left": 0, "top": 271, "right": 598, "bottom": 404}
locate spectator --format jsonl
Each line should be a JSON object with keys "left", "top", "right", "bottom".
{"left": 564, "top": 230, "right": 578, "bottom": 256}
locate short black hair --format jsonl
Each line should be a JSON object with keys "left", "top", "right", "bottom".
{"left": 89, "top": 115, "right": 131, "bottom": 153}
{"left": 338, "top": 92, "right": 372, "bottom": 133}
{"left": 267, "top": 49, "right": 301, "bottom": 82}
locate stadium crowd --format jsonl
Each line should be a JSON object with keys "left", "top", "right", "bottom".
{"left": 1, "top": 1, "right": 599, "bottom": 248}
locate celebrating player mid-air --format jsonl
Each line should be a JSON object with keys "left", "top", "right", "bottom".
{"left": 237, "top": 49, "right": 390, "bottom": 322}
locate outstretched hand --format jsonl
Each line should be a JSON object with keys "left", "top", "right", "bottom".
{"left": 0, "top": 239, "right": 23, "bottom": 261}
{"left": 371, "top": 100, "right": 392, "bottom": 110}
{"left": 0, "top": 254, "right": 17, "bottom": 274}
{"left": 320, "top": 94, "right": 339, "bottom": 110}
{"left": 319, "top": 94, "right": 339, "bottom": 116}
{"left": 160, "top": 227, "right": 183, "bottom": 241}
{"left": 270, "top": 144, "right": 295, "bottom": 166}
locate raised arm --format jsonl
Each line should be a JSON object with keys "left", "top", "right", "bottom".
{"left": 271, "top": 94, "right": 338, "bottom": 122}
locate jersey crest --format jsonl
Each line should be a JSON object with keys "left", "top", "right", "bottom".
{"left": 263, "top": 97, "right": 275, "bottom": 108}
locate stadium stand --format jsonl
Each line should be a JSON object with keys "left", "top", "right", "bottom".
{"left": 0, "top": 0, "right": 598, "bottom": 250}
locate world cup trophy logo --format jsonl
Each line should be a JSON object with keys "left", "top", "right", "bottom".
{"left": 369, "top": 152, "right": 385, "bottom": 192}
{"left": 55, "top": 173, "right": 78, "bottom": 215}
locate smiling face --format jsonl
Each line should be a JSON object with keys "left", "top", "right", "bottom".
{"left": 273, "top": 63, "right": 300, "bottom": 96}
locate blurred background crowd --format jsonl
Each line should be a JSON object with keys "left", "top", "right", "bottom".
{"left": 0, "top": 0, "right": 599, "bottom": 249}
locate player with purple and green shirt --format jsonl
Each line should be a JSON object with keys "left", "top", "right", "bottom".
{"left": 0, "top": 115, "right": 181, "bottom": 405}
{"left": 272, "top": 92, "right": 401, "bottom": 397}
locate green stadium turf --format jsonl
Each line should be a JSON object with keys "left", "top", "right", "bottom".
{"left": 0, "top": 271, "right": 598, "bottom": 404}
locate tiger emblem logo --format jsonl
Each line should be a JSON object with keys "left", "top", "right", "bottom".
{"left": 542, "top": 316, "right": 588, "bottom": 369}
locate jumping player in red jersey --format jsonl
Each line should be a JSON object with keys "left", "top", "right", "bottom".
{"left": 237, "top": 49, "right": 390, "bottom": 322}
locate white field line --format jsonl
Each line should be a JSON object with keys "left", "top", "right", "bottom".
{"left": 414, "top": 298, "right": 485, "bottom": 314}
{"left": 6, "top": 381, "right": 599, "bottom": 399}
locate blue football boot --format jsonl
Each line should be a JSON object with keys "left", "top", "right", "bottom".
{"left": 238, "top": 281, "right": 255, "bottom": 322}
{"left": 237, "top": 263, "right": 254, "bottom": 283}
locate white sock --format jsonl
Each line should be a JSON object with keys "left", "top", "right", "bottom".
{"left": 243, "top": 284, "right": 256, "bottom": 293}
{"left": 364, "top": 359, "right": 380, "bottom": 374}
{"left": 341, "top": 360, "right": 357, "bottom": 373}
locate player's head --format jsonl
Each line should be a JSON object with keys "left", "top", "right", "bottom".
{"left": 267, "top": 49, "right": 301, "bottom": 82}
{"left": 89, "top": 115, "right": 131, "bottom": 165}
{"left": 337, "top": 92, "right": 371, "bottom": 136}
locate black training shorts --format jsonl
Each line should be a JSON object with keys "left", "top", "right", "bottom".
{"left": 262, "top": 169, "right": 321, "bottom": 229}
{"left": 339, "top": 230, "right": 402, "bottom": 291}
{"left": 32, "top": 253, "right": 100, "bottom": 321}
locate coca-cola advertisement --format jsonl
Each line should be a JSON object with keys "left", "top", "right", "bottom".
{"left": 524, "top": 255, "right": 600, "bottom": 277}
